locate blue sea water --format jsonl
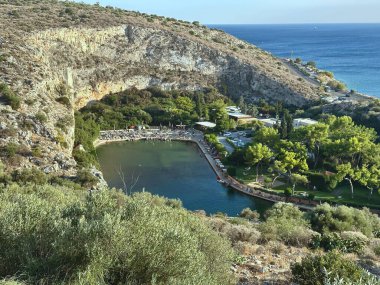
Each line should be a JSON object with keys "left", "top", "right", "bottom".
{"left": 210, "top": 24, "right": 380, "bottom": 98}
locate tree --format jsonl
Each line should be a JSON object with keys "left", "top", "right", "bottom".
{"left": 175, "top": 96, "right": 195, "bottom": 113}
{"left": 272, "top": 141, "right": 309, "bottom": 186}
{"left": 290, "top": 174, "right": 309, "bottom": 195}
{"left": 291, "top": 123, "right": 328, "bottom": 168}
{"left": 237, "top": 96, "right": 245, "bottom": 109}
{"left": 355, "top": 165, "right": 380, "bottom": 197}
{"left": 330, "top": 163, "right": 358, "bottom": 199}
{"left": 253, "top": 127, "right": 280, "bottom": 148}
{"left": 208, "top": 100, "right": 229, "bottom": 131}
{"left": 246, "top": 104, "right": 259, "bottom": 117}
{"left": 279, "top": 109, "right": 293, "bottom": 139}
{"left": 244, "top": 143, "right": 273, "bottom": 181}
{"left": 195, "top": 92, "right": 206, "bottom": 119}
{"left": 306, "top": 61, "right": 316, "bottom": 68}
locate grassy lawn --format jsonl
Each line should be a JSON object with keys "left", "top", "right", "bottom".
{"left": 228, "top": 165, "right": 380, "bottom": 209}
{"left": 273, "top": 182, "right": 380, "bottom": 209}
{"left": 233, "top": 165, "right": 259, "bottom": 184}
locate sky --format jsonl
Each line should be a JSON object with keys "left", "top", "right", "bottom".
{"left": 75, "top": 0, "right": 380, "bottom": 24}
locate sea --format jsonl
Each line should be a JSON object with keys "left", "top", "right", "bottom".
{"left": 210, "top": 24, "right": 380, "bottom": 98}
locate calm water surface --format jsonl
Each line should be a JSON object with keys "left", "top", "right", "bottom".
{"left": 97, "top": 141, "right": 272, "bottom": 216}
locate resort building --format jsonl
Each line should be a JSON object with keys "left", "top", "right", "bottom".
{"left": 258, "top": 118, "right": 279, "bottom": 127}
{"left": 293, "top": 118, "right": 318, "bottom": 128}
{"left": 226, "top": 106, "right": 255, "bottom": 124}
{"left": 195, "top": 121, "right": 216, "bottom": 130}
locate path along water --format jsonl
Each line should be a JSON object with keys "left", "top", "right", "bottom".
{"left": 96, "top": 129, "right": 316, "bottom": 212}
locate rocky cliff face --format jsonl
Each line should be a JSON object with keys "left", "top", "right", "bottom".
{"left": 0, "top": 1, "right": 320, "bottom": 175}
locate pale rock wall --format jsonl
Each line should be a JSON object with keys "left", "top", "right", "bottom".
{"left": 0, "top": 23, "right": 320, "bottom": 175}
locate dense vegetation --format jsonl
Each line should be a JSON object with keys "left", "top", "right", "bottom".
{"left": 1, "top": 163, "right": 380, "bottom": 284}
{"left": 227, "top": 115, "right": 380, "bottom": 205}
{"left": 0, "top": 184, "right": 235, "bottom": 284}
{"left": 78, "top": 87, "right": 235, "bottom": 130}
{"left": 291, "top": 251, "right": 375, "bottom": 285}
{"left": 202, "top": 201, "right": 380, "bottom": 284}
{"left": 75, "top": 88, "right": 238, "bottom": 167}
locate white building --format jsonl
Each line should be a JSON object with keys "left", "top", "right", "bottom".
{"left": 258, "top": 118, "right": 279, "bottom": 128}
{"left": 293, "top": 118, "right": 318, "bottom": 128}
{"left": 226, "top": 106, "right": 241, "bottom": 113}
{"left": 195, "top": 122, "right": 216, "bottom": 129}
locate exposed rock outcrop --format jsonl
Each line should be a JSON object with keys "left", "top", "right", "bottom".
{"left": 0, "top": 1, "right": 321, "bottom": 174}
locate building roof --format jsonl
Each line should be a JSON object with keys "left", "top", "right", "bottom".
{"left": 293, "top": 118, "right": 318, "bottom": 126}
{"left": 259, "top": 118, "right": 279, "bottom": 126}
{"left": 227, "top": 112, "right": 252, "bottom": 119}
{"left": 226, "top": 106, "right": 240, "bottom": 111}
{"left": 195, "top": 121, "right": 216, "bottom": 128}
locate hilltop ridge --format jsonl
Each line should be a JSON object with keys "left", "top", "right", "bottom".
{"left": 0, "top": 0, "right": 320, "bottom": 174}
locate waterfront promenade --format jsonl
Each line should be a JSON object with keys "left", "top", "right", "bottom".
{"left": 96, "top": 128, "right": 316, "bottom": 210}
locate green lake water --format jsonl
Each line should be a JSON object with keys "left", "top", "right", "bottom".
{"left": 97, "top": 141, "right": 273, "bottom": 216}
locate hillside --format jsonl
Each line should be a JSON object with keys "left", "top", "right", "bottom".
{"left": 0, "top": 0, "right": 321, "bottom": 175}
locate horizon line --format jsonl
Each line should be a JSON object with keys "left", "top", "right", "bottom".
{"left": 206, "top": 22, "right": 380, "bottom": 26}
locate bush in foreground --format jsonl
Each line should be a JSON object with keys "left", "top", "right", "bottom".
{"left": 309, "top": 204, "right": 380, "bottom": 238}
{"left": 259, "top": 203, "right": 318, "bottom": 247}
{"left": 312, "top": 231, "right": 369, "bottom": 254}
{"left": 0, "top": 184, "right": 235, "bottom": 285}
{"left": 291, "top": 251, "right": 373, "bottom": 285}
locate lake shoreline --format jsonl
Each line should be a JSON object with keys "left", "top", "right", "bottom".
{"left": 94, "top": 130, "right": 316, "bottom": 211}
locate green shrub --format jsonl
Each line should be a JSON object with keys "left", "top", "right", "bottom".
{"left": 55, "top": 96, "right": 71, "bottom": 107}
{"left": 309, "top": 204, "right": 380, "bottom": 237}
{"left": 209, "top": 218, "right": 261, "bottom": 245}
{"left": 31, "top": 147, "right": 42, "bottom": 158}
{"left": 0, "top": 83, "right": 20, "bottom": 110}
{"left": 3, "top": 143, "right": 19, "bottom": 158}
{"left": 239, "top": 208, "right": 260, "bottom": 221}
{"left": 291, "top": 251, "right": 368, "bottom": 285}
{"left": 284, "top": 188, "right": 292, "bottom": 197}
{"left": 11, "top": 168, "right": 48, "bottom": 185}
{"left": 0, "top": 186, "right": 235, "bottom": 284}
{"left": 326, "top": 272, "right": 380, "bottom": 285}
{"left": 260, "top": 203, "right": 317, "bottom": 246}
{"left": 312, "top": 231, "right": 369, "bottom": 254}
{"left": 72, "top": 149, "right": 98, "bottom": 169}
{"left": 327, "top": 80, "right": 346, "bottom": 92}
{"left": 74, "top": 169, "right": 98, "bottom": 188}
{"left": 264, "top": 176, "right": 272, "bottom": 184}
{"left": 35, "top": 112, "right": 47, "bottom": 123}
{"left": 372, "top": 242, "right": 380, "bottom": 256}
{"left": 55, "top": 131, "right": 68, "bottom": 148}
{"left": 320, "top": 71, "right": 334, "bottom": 78}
